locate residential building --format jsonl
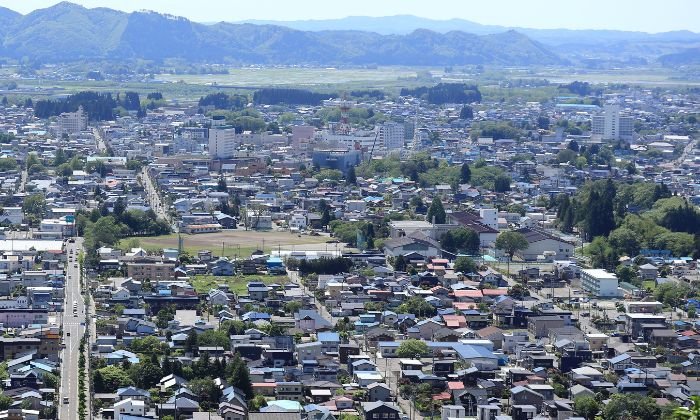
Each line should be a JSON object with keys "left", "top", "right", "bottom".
{"left": 581, "top": 269, "right": 619, "bottom": 297}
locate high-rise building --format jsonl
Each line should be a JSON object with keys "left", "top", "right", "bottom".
{"left": 591, "top": 104, "right": 634, "bottom": 141}
{"left": 208, "top": 126, "right": 236, "bottom": 159}
{"left": 58, "top": 106, "right": 88, "bottom": 135}
{"left": 379, "top": 122, "right": 405, "bottom": 150}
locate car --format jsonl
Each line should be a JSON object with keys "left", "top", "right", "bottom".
{"left": 63, "top": 397, "right": 69, "bottom": 405}
{"left": 73, "top": 313, "right": 78, "bottom": 317}
{"left": 66, "top": 332, "right": 70, "bottom": 336}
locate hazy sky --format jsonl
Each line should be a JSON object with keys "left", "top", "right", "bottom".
{"left": 1, "top": 0, "right": 698, "bottom": 33}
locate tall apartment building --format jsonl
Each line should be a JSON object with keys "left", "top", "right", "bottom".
{"left": 58, "top": 106, "right": 88, "bottom": 135}
{"left": 208, "top": 126, "right": 236, "bottom": 159}
{"left": 379, "top": 122, "right": 405, "bottom": 150}
{"left": 591, "top": 104, "right": 634, "bottom": 141}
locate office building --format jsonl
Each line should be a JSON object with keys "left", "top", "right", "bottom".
{"left": 58, "top": 106, "right": 88, "bottom": 135}
{"left": 379, "top": 122, "right": 405, "bottom": 150}
{"left": 208, "top": 126, "right": 236, "bottom": 159}
{"left": 591, "top": 105, "right": 634, "bottom": 141}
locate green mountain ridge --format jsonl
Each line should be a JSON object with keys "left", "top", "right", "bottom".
{"left": 0, "top": 2, "right": 565, "bottom": 66}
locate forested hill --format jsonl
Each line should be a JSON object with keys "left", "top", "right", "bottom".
{"left": 0, "top": 2, "right": 564, "bottom": 66}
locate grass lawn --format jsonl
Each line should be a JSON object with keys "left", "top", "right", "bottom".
{"left": 191, "top": 274, "right": 290, "bottom": 295}
{"left": 642, "top": 280, "right": 656, "bottom": 291}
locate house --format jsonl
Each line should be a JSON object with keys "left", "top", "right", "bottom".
{"left": 114, "top": 398, "right": 146, "bottom": 419}
{"left": 510, "top": 385, "right": 544, "bottom": 411}
{"left": 360, "top": 401, "right": 401, "bottom": 420}
{"left": 638, "top": 263, "right": 658, "bottom": 280}
{"left": 275, "top": 381, "right": 304, "bottom": 402}
{"left": 513, "top": 227, "right": 575, "bottom": 261}
{"left": 383, "top": 232, "right": 441, "bottom": 260}
{"left": 211, "top": 259, "right": 236, "bottom": 276}
{"left": 317, "top": 332, "right": 340, "bottom": 353}
{"left": 208, "top": 289, "right": 230, "bottom": 306}
{"left": 367, "top": 382, "right": 392, "bottom": 402}
{"left": 296, "top": 341, "right": 323, "bottom": 360}
{"left": 528, "top": 316, "right": 566, "bottom": 338}
{"left": 295, "top": 310, "right": 332, "bottom": 332}
{"left": 407, "top": 319, "right": 444, "bottom": 340}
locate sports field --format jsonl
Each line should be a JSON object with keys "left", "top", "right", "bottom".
{"left": 127, "top": 230, "right": 341, "bottom": 259}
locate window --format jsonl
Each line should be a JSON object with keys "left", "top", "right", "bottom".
{"left": 373, "top": 414, "right": 379, "bottom": 419}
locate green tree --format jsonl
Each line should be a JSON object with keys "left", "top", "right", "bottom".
{"left": 602, "top": 394, "right": 660, "bottom": 420}
{"left": 460, "top": 163, "right": 471, "bottom": 183}
{"left": 616, "top": 265, "right": 638, "bottom": 285}
{"left": 573, "top": 395, "right": 600, "bottom": 420}
{"left": 131, "top": 336, "right": 167, "bottom": 355}
{"left": 495, "top": 231, "right": 528, "bottom": 272}
{"left": 95, "top": 365, "right": 133, "bottom": 392}
{"left": 249, "top": 394, "right": 268, "bottom": 411}
{"left": 454, "top": 256, "right": 478, "bottom": 274}
{"left": 396, "top": 339, "right": 429, "bottom": 359}
{"left": 129, "top": 360, "right": 162, "bottom": 389}
{"left": 43, "top": 372, "right": 59, "bottom": 389}
{"left": 0, "top": 158, "right": 18, "bottom": 171}
{"left": 393, "top": 255, "right": 407, "bottom": 272}
{"left": 184, "top": 329, "right": 198, "bottom": 354}
{"left": 397, "top": 296, "right": 437, "bottom": 317}
{"left": 22, "top": 194, "right": 46, "bottom": 220}
{"left": 427, "top": 197, "right": 446, "bottom": 224}
{"left": 187, "top": 377, "right": 222, "bottom": 410}
{"left": 494, "top": 175, "right": 511, "bottom": 193}
{"left": 284, "top": 301, "right": 302, "bottom": 315}
{"left": 0, "top": 394, "right": 12, "bottom": 410}
{"left": 346, "top": 166, "right": 357, "bottom": 185}
{"left": 197, "top": 330, "right": 231, "bottom": 350}
{"left": 229, "top": 354, "right": 253, "bottom": 399}
{"left": 608, "top": 227, "right": 641, "bottom": 257}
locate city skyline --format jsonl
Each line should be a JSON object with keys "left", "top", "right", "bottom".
{"left": 0, "top": 0, "right": 698, "bottom": 33}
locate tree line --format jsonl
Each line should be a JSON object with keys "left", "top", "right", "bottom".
{"left": 33, "top": 90, "right": 153, "bottom": 121}
{"left": 400, "top": 83, "right": 482, "bottom": 104}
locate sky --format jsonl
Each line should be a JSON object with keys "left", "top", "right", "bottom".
{"left": 0, "top": 0, "right": 698, "bottom": 33}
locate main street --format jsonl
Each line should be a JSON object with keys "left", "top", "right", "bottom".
{"left": 58, "top": 238, "right": 87, "bottom": 420}
{"left": 141, "top": 166, "right": 171, "bottom": 224}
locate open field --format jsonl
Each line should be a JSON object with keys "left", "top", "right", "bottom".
{"left": 154, "top": 66, "right": 425, "bottom": 88}
{"left": 191, "top": 274, "right": 288, "bottom": 294}
{"left": 124, "top": 230, "right": 337, "bottom": 259}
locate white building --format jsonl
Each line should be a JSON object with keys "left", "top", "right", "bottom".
{"left": 114, "top": 398, "right": 145, "bottom": 419}
{"left": 58, "top": 106, "right": 88, "bottom": 135}
{"left": 289, "top": 213, "right": 307, "bottom": 230}
{"left": 379, "top": 122, "right": 405, "bottom": 150}
{"left": 581, "top": 268, "right": 619, "bottom": 297}
{"left": 208, "top": 126, "right": 236, "bottom": 159}
{"left": 591, "top": 104, "right": 634, "bottom": 141}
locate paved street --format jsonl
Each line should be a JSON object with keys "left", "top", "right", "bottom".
{"left": 58, "top": 238, "right": 87, "bottom": 420}
{"left": 93, "top": 127, "right": 108, "bottom": 153}
{"left": 141, "top": 166, "right": 171, "bottom": 223}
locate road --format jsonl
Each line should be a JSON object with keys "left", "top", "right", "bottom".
{"left": 93, "top": 127, "right": 108, "bottom": 153}
{"left": 141, "top": 167, "right": 171, "bottom": 223}
{"left": 58, "top": 238, "right": 87, "bottom": 420}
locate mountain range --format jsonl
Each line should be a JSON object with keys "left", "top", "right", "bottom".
{"left": 0, "top": 2, "right": 697, "bottom": 66}
{"left": 240, "top": 15, "right": 700, "bottom": 64}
